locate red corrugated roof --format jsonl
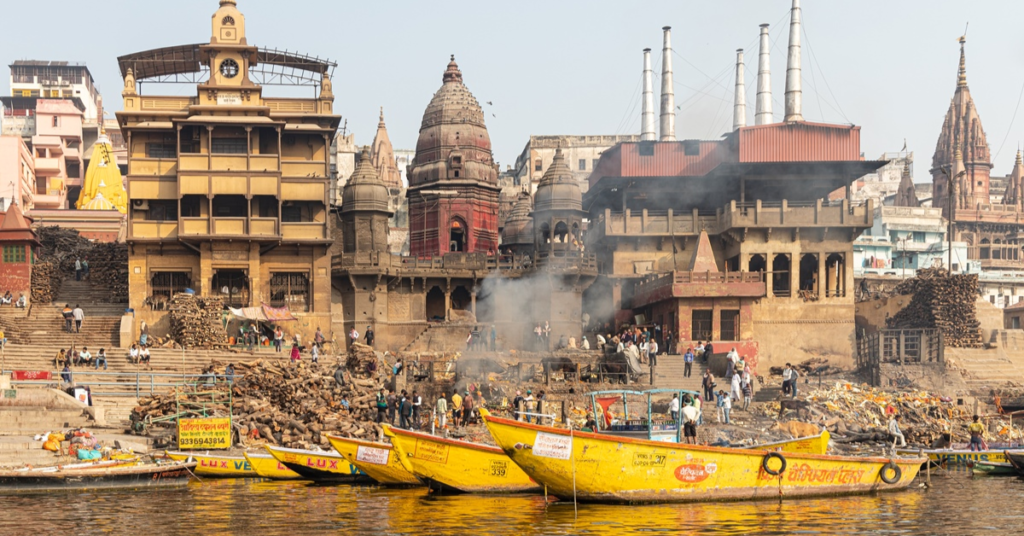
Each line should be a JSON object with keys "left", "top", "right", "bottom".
{"left": 737, "top": 122, "right": 861, "bottom": 163}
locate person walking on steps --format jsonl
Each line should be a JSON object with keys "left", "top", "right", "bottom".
{"left": 72, "top": 304, "right": 85, "bottom": 333}
{"left": 683, "top": 347, "right": 694, "bottom": 378}
{"left": 62, "top": 304, "right": 73, "bottom": 333}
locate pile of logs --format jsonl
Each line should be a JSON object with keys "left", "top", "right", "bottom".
{"left": 31, "top": 261, "right": 61, "bottom": 304}
{"left": 31, "top": 226, "right": 129, "bottom": 303}
{"left": 132, "top": 356, "right": 386, "bottom": 449}
{"left": 168, "top": 293, "right": 228, "bottom": 348}
{"left": 887, "top": 268, "right": 982, "bottom": 348}
{"left": 85, "top": 242, "right": 128, "bottom": 302}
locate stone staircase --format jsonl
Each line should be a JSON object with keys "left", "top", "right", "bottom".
{"left": 652, "top": 354, "right": 706, "bottom": 392}
{"left": 0, "top": 406, "right": 93, "bottom": 436}
{"left": 947, "top": 330, "right": 1024, "bottom": 393}
{"left": 4, "top": 279, "right": 127, "bottom": 349}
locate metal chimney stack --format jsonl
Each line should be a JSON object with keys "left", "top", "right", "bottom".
{"left": 733, "top": 49, "right": 746, "bottom": 131}
{"left": 784, "top": 0, "right": 804, "bottom": 122}
{"left": 755, "top": 24, "right": 773, "bottom": 125}
{"left": 660, "top": 26, "right": 676, "bottom": 141}
{"left": 641, "top": 48, "right": 656, "bottom": 141}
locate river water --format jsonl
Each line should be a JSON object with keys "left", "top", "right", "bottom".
{"left": 1, "top": 470, "right": 1020, "bottom": 535}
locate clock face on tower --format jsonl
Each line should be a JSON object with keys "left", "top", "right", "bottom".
{"left": 219, "top": 59, "right": 239, "bottom": 79}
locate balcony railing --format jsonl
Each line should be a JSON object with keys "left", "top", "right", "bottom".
{"left": 128, "top": 158, "right": 177, "bottom": 177}
{"left": 213, "top": 217, "right": 247, "bottom": 235}
{"left": 250, "top": 217, "right": 278, "bottom": 237}
{"left": 281, "top": 222, "right": 326, "bottom": 240}
{"left": 132, "top": 221, "right": 178, "bottom": 240}
{"left": 180, "top": 217, "right": 209, "bottom": 236}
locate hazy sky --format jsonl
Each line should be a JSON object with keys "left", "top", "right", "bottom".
{"left": 5, "top": 1, "right": 1024, "bottom": 176}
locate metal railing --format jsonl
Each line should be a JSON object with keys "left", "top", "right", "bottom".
{"left": 0, "top": 369, "right": 242, "bottom": 398}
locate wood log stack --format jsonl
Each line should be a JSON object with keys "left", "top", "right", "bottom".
{"left": 168, "top": 293, "right": 228, "bottom": 348}
{"left": 31, "top": 261, "right": 61, "bottom": 304}
{"left": 886, "top": 268, "right": 982, "bottom": 348}
{"left": 86, "top": 242, "right": 128, "bottom": 302}
{"left": 131, "top": 358, "right": 386, "bottom": 449}
{"left": 31, "top": 226, "right": 129, "bottom": 303}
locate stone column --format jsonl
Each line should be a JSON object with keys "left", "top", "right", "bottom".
{"left": 817, "top": 252, "right": 826, "bottom": 299}
{"left": 765, "top": 252, "right": 774, "bottom": 298}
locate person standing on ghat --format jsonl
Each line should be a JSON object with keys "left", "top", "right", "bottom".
{"left": 436, "top": 391, "right": 448, "bottom": 429}
{"left": 375, "top": 388, "right": 388, "bottom": 424}
{"left": 62, "top": 304, "right": 73, "bottom": 333}
{"left": 72, "top": 305, "right": 85, "bottom": 333}
{"left": 74, "top": 257, "right": 82, "bottom": 281}
{"left": 683, "top": 347, "right": 694, "bottom": 377}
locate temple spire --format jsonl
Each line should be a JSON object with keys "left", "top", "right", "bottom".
{"left": 958, "top": 36, "right": 967, "bottom": 88}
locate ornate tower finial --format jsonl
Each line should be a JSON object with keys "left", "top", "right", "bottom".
{"left": 958, "top": 36, "right": 967, "bottom": 88}
{"left": 220, "top": 0, "right": 237, "bottom": 6}
{"left": 379, "top": 106, "right": 385, "bottom": 124}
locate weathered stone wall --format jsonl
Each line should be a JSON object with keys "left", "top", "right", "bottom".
{"left": 752, "top": 300, "right": 857, "bottom": 370}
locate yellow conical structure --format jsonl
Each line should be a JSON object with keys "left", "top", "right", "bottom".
{"left": 77, "top": 135, "right": 127, "bottom": 213}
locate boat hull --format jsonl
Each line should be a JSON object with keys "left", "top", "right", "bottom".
{"left": 480, "top": 409, "right": 924, "bottom": 504}
{"left": 265, "top": 445, "right": 371, "bottom": 483}
{"left": 0, "top": 462, "right": 195, "bottom": 492}
{"left": 243, "top": 452, "right": 302, "bottom": 480}
{"left": 326, "top": 435, "right": 420, "bottom": 486}
{"left": 750, "top": 431, "right": 830, "bottom": 455}
{"left": 383, "top": 425, "right": 540, "bottom": 494}
{"left": 971, "top": 461, "right": 1017, "bottom": 476}
{"left": 897, "top": 448, "right": 1007, "bottom": 465}
{"left": 166, "top": 451, "right": 259, "bottom": 478}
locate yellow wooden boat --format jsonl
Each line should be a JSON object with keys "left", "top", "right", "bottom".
{"left": 326, "top": 434, "right": 421, "bottom": 486}
{"left": 265, "top": 445, "right": 371, "bottom": 483}
{"left": 243, "top": 451, "right": 303, "bottom": 480}
{"left": 165, "top": 451, "right": 259, "bottom": 478}
{"left": 382, "top": 424, "right": 540, "bottom": 493}
{"left": 896, "top": 448, "right": 1007, "bottom": 465}
{"left": 749, "top": 431, "right": 830, "bottom": 455}
{"left": 479, "top": 408, "right": 925, "bottom": 503}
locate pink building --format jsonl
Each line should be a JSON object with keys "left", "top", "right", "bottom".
{"left": 0, "top": 136, "right": 35, "bottom": 210}
{"left": 30, "top": 99, "right": 79, "bottom": 209}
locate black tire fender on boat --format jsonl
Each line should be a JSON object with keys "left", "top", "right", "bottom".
{"left": 762, "top": 452, "right": 787, "bottom": 476}
{"left": 879, "top": 461, "right": 901, "bottom": 484}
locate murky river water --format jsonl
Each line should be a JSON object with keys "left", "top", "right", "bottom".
{"left": 1, "top": 470, "right": 1021, "bottom": 535}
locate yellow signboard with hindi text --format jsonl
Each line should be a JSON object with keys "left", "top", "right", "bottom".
{"left": 178, "top": 417, "right": 232, "bottom": 449}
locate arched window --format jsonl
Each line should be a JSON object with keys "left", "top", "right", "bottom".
{"left": 222, "top": 15, "right": 235, "bottom": 25}
{"left": 554, "top": 222, "right": 569, "bottom": 243}
{"left": 449, "top": 218, "right": 467, "bottom": 252}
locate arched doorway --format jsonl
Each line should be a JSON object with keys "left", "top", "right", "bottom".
{"left": 748, "top": 254, "right": 766, "bottom": 275}
{"left": 554, "top": 221, "right": 569, "bottom": 243}
{"left": 426, "top": 286, "right": 445, "bottom": 321}
{"left": 826, "top": 253, "right": 846, "bottom": 297}
{"left": 772, "top": 254, "right": 791, "bottom": 297}
{"left": 449, "top": 218, "right": 466, "bottom": 252}
{"left": 799, "top": 254, "right": 818, "bottom": 292}
{"left": 539, "top": 223, "right": 551, "bottom": 244}
{"left": 451, "top": 286, "right": 472, "bottom": 312}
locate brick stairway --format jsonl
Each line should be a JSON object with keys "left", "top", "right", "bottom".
{"left": 947, "top": 330, "right": 1024, "bottom": 393}
{"left": 652, "top": 354, "right": 706, "bottom": 392}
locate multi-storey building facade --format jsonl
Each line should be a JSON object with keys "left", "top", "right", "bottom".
{"left": 118, "top": 0, "right": 339, "bottom": 341}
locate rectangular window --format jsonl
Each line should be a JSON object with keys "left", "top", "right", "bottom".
{"left": 2, "top": 245, "right": 25, "bottom": 263}
{"left": 720, "top": 310, "right": 739, "bottom": 341}
{"left": 638, "top": 141, "right": 655, "bottom": 156}
{"left": 683, "top": 141, "right": 700, "bottom": 156}
{"left": 1014, "top": 317, "right": 1021, "bottom": 330}
{"left": 211, "top": 138, "right": 247, "bottom": 154}
{"left": 691, "top": 310, "right": 713, "bottom": 342}
{"left": 150, "top": 272, "right": 191, "bottom": 300}
{"left": 578, "top": 159, "right": 586, "bottom": 171}
{"left": 145, "top": 143, "right": 176, "bottom": 159}
{"left": 148, "top": 200, "right": 178, "bottom": 221}
{"left": 534, "top": 159, "right": 543, "bottom": 172}
{"left": 270, "top": 272, "right": 310, "bottom": 312}
{"left": 913, "top": 232, "right": 925, "bottom": 243}
{"left": 592, "top": 159, "right": 599, "bottom": 169}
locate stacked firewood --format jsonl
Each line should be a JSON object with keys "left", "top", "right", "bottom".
{"left": 132, "top": 358, "right": 385, "bottom": 449}
{"left": 31, "top": 261, "right": 61, "bottom": 304}
{"left": 168, "top": 293, "right": 228, "bottom": 348}
{"left": 32, "top": 226, "right": 129, "bottom": 303}
{"left": 86, "top": 242, "right": 128, "bottom": 302}
{"left": 887, "top": 268, "right": 982, "bottom": 348}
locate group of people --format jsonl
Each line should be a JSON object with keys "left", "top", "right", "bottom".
{"left": 349, "top": 326, "right": 375, "bottom": 348}
{"left": 60, "top": 304, "right": 85, "bottom": 333}
{"left": 511, "top": 388, "right": 548, "bottom": 424}
{"left": 74, "top": 257, "right": 90, "bottom": 281}
{"left": 127, "top": 342, "right": 152, "bottom": 367}
{"left": 55, "top": 346, "right": 110, "bottom": 371}
{"left": 0, "top": 291, "right": 26, "bottom": 308}
{"left": 466, "top": 325, "right": 497, "bottom": 352}
{"left": 611, "top": 326, "right": 664, "bottom": 366}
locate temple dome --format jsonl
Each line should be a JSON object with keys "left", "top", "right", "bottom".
{"left": 534, "top": 148, "right": 582, "bottom": 213}
{"left": 501, "top": 190, "right": 534, "bottom": 246}
{"left": 342, "top": 147, "right": 392, "bottom": 215}
{"left": 409, "top": 56, "right": 497, "bottom": 186}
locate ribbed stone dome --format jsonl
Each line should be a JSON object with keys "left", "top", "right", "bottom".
{"left": 534, "top": 148, "right": 582, "bottom": 213}
{"left": 501, "top": 190, "right": 534, "bottom": 246}
{"left": 409, "top": 56, "right": 497, "bottom": 186}
{"left": 342, "top": 147, "right": 392, "bottom": 215}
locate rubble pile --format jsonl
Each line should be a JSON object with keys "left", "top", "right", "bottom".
{"left": 132, "top": 356, "right": 387, "bottom": 449}
{"left": 168, "top": 293, "right": 227, "bottom": 348}
{"left": 758, "top": 382, "right": 1024, "bottom": 446}
{"left": 768, "top": 357, "right": 843, "bottom": 377}
{"left": 886, "top": 268, "right": 982, "bottom": 348}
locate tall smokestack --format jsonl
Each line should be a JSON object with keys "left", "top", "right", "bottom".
{"left": 641, "top": 48, "right": 656, "bottom": 141}
{"left": 733, "top": 49, "right": 746, "bottom": 131}
{"left": 755, "top": 24, "right": 773, "bottom": 125}
{"left": 660, "top": 26, "right": 675, "bottom": 141}
{"left": 784, "top": 0, "right": 804, "bottom": 122}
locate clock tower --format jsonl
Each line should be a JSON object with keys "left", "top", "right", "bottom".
{"left": 199, "top": 0, "right": 261, "bottom": 105}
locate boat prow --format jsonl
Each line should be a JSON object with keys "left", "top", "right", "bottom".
{"left": 0, "top": 460, "right": 196, "bottom": 492}
{"left": 479, "top": 408, "right": 924, "bottom": 504}
{"left": 748, "top": 431, "right": 830, "bottom": 455}
{"left": 382, "top": 424, "right": 539, "bottom": 494}
{"left": 243, "top": 451, "right": 302, "bottom": 480}
{"left": 326, "top": 434, "right": 420, "bottom": 486}
{"left": 166, "top": 451, "right": 259, "bottom": 478}
{"left": 264, "top": 445, "right": 371, "bottom": 483}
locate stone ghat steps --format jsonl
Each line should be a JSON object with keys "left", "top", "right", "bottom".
{"left": 0, "top": 407, "right": 94, "bottom": 436}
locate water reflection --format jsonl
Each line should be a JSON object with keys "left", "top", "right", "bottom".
{"left": 0, "top": 473, "right": 1021, "bottom": 535}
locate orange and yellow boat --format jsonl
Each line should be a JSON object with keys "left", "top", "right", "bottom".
{"left": 166, "top": 451, "right": 259, "bottom": 478}
{"left": 265, "top": 445, "right": 371, "bottom": 483}
{"left": 383, "top": 424, "right": 540, "bottom": 493}
{"left": 479, "top": 408, "right": 925, "bottom": 503}
{"left": 326, "top": 434, "right": 420, "bottom": 486}
{"left": 243, "top": 451, "right": 303, "bottom": 480}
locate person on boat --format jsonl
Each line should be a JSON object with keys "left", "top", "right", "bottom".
{"left": 683, "top": 347, "right": 694, "bottom": 378}
{"left": 523, "top": 390, "right": 534, "bottom": 424}
{"left": 669, "top": 393, "right": 680, "bottom": 423}
{"left": 968, "top": 415, "right": 987, "bottom": 451}
{"left": 681, "top": 395, "right": 699, "bottom": 445}
{"left": 582, "top": 415, "right": 597, "bottom": 433}
{"left": 702, "top": 370, "right": 715, "bottom": 402}
{"left": 436, "top": 391, "right": 448, "bottom": 429}
{"left": 451, "top": 391, "right": 463, "bottom": 428}
{"left": 375, "top": 388, "right": 388, "bottom": 424}
{"left": 888, "top": 414, "right": 906, "bottom": 447}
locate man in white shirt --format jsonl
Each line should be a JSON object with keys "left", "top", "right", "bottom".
{"left": 681, "top": 396, "right": 700, "bottom": 444}
{"left": 782, "top": 363, "right": 795, "bottom": 396}
{"left": 888, "top": 414, "right": 906, "bottom": 447}
{"left": 596, "top": 333, "right": 606, "bottom": 350}
{"left": 581, "top": 336, "right": 590, "bottom": 350}
{"left": 669, "top": 393, "right": 680, "bottom": 422}
{"left": 72, "top": 305, "right": 85, "bottom": 333}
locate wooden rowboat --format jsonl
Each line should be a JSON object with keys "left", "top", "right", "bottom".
{"left": 326, "top": 434, "right": 420, "bottom": 486}
{"left": 479, "top": 408, "right": 924, "bottom": 504}
{"left": 382, "top": 424, "right": 539, "bottom": 494}
{"left": 0, "top": 460, "right": 195, "bottom": 492}
{"left": 166, "top": 451, "right": 259, "bottom": 478}
{"left": 264, "top": 445, "right": 371, "bottom": 483}
{"left": 970, "top": 460, "right": 1017, "bottom": 476}
{"left": 243, "top": 451, "right": 302, "bottom": 480}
